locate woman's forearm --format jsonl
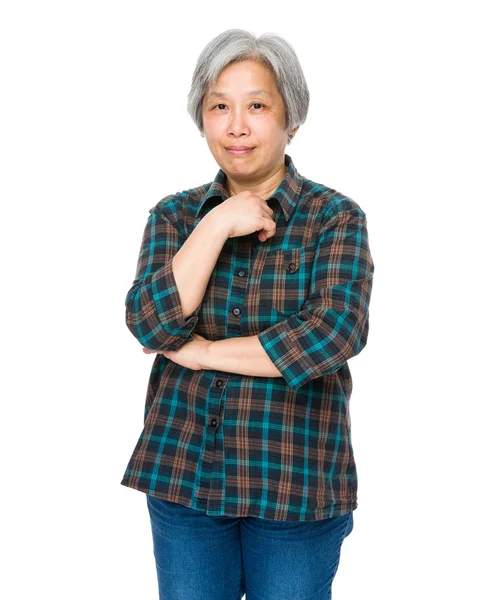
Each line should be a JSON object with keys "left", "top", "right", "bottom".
{"left": 172, "top": 213, "right": 229, "bottom": 319}
{"left": 201, "top": 335, "right": 282, "bottom": 378}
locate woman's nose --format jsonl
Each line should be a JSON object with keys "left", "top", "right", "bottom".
{"left": 227, "top": 110, "right": 250, "bottom": 136}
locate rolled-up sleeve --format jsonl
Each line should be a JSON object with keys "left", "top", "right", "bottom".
{"left": 125, "top": 207, "right": 202, "bottom": 351}
{"left": 258, "top": 206, "right": 374, "bottom": 391}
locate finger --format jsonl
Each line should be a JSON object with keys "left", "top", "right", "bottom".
{"left": 262, "top": 216, "right": 276, "bottom": 231}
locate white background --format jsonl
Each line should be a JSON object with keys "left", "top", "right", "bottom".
{"left": 1, "top": 1, "right": 489, "bottom": 598}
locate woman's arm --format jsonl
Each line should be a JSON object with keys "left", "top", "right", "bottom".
{"left": 125, "top": 207, "right": 228, "bottom": 351}
{"left": 200, "top": 334, "right": 282, "bottom": 377}
{"left": 172, "top": 212, "right": 229, "bottom": 319}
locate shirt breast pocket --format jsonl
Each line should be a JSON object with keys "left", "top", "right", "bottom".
{"left": 258, "top": 246, "right": 317, "bottom": 316}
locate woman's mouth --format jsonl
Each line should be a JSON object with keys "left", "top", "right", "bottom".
{"left": 225, "top": 147, "right": 255, "bottom": 156}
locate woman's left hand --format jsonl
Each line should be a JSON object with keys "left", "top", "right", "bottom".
{"left": 142, "top": 333, "right": 212, "bottom": 371}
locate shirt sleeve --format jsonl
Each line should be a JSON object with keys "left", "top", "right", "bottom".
{"left": 257, "top": 206, "right": 374, "bottom": 391}
{"left": 125, "top": 206, "right": 203, "bottom": 351}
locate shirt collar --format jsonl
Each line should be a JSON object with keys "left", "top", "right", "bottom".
{"left": 196, "top": 153, "right": 303, "bottom": 223}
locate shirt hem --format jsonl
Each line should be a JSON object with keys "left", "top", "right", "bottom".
{"left": 121, "top": 478, "right": 358, "bottom": 521}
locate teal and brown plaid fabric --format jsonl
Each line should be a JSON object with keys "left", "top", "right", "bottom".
{"left": 121, "top": 153, "right": 375, "bottom": 521}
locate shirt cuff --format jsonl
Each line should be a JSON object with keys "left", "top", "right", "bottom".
{"left": 148, "top": 258, "right": 202, "bottom": 350}
{"left": 257, "top": 314, "right": 314, "bottom": 391}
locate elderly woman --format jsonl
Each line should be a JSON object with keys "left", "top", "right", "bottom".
{"left": 121, "top": 28, "right": 374, "bottom": 600}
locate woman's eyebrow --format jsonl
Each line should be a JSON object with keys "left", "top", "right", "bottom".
{"left": 207, "top": 88, "right": 271, "bottom": 99}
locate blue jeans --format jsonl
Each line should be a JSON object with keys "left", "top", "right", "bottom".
{"left": 146, "top": 494, "right": 354, "bottom": 600}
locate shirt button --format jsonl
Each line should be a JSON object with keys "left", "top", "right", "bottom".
{"left": 232, "top": 307, "right": 241, "bottom": 316}
{"left": 216, "top": 379, "right": 224, "bottom": 387}
{"left": 288, "top": 262, "right": 297, "bottom": 272}
{"left": 237, "top": 269, "right": 246, "bottom": 277}
{"left": 210, "top": 418, "right": 218, "bottom": 427}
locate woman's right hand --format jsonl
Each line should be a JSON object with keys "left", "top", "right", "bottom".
{"left": 210, "top": 190, "right": 276, "bottom": 242}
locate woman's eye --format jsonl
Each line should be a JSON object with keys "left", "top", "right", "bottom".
{"left": 212, "top": 103, "right": 264, "bottom": 110}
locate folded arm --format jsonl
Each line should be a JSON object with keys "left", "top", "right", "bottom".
{"left": 256, "top": 205, "right": 375, "bottom": 390}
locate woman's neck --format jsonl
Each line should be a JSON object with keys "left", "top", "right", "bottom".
{"left": 225, "top": 162, "right": 286, "bottom": 200}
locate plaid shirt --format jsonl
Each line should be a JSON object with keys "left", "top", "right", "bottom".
{"left": 120, "top": 153, "right": 374, "bottom": 521}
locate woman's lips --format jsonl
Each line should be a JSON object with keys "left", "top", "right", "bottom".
{"left": 225, "top": 147, "right": 254, "bottom": 156}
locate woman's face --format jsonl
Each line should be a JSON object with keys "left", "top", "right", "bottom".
{"left": 201, "top": 59, "right": 296, "bottom": 184}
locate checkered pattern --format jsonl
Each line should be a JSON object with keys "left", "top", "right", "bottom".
{"left": 121, "top": 154, "right": 374, "bottom": 521}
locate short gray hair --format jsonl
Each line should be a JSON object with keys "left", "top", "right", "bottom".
{"left": 187, "top": 29, "right": 310, "bottom": 145}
